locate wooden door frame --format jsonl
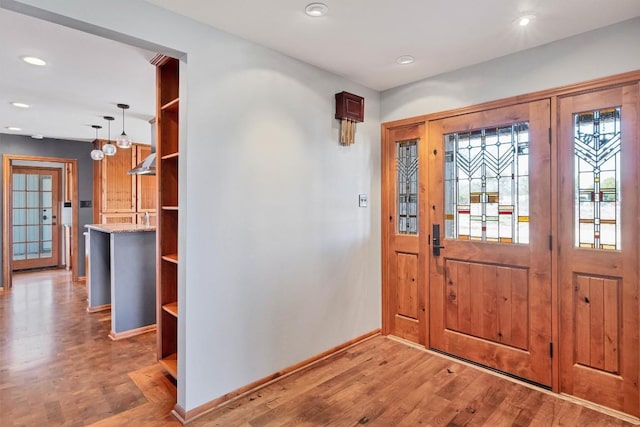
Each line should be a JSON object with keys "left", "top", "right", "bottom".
{"left": 381, "top": 69, "right": 640, "bottom": 397}
{"left": 11, "top": 165, "right": 63, "bottom": 271}
{"left": 2, "top": 155, "right": 79, "bottom": 290}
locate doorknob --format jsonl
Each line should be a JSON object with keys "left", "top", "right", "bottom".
{"left": 433, "top": 224, "right": 445, "bottom": 256}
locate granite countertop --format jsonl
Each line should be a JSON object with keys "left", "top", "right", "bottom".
{"left": 85, "top": 224, "right": 156, "bottom": 233}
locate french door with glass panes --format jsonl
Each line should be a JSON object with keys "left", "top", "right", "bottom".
{"left": 428, "top": 100, "right": 552, "bottom": 386}
{"left": 12, "top": 167, "right": 61, "bottom": 270}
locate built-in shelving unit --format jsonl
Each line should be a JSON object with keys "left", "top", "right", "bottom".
{"left": 154, "top": 55, "right": 180, "bottom": 382}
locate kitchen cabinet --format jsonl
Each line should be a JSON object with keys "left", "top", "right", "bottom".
{"left": 93, "top": 142, "right": 156, "bottom": 225}
{"left": 85, "top": 223, "right": 156, "bottom": 339}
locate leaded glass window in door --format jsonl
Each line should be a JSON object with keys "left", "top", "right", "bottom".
{"left": 444, "top": 123, "right": 530, "bottom": 243}
{"left": 574, "top": 107, "right": 621, "bottom": 250}
{"left": 397, "top": 139, "right": 418, "bottom": 235}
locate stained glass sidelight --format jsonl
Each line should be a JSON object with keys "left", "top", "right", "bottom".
{"left": 574, "top": 108, "right": 621, "bottom": 250}
{"left": 444, "top": 123, "right": 530, "bottom": 243}
{"left": 397, "top": 139, "right": 419, "bottom": 234}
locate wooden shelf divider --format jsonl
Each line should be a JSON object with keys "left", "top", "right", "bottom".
{"left": 161, "top": 97, "right": 179, "bottom": 112}
{"left": 159, "top": 353, "right": 178, "bottom": 379}
{"left": 162, "top": 302, "right": 178, "bottom": 317}
{"left": 162, "top": 254, "right": 179, "bottom": 264}
{"left": 161, "top": 152, "right": 179, "bottom": 160}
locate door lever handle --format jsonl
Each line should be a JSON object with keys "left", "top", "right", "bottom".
{"left": 432, "top": 224, "right": 445, "bottom": 256}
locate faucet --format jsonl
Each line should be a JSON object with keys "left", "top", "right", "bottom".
{"left": 144, "top": 211, "right": 150, "bottom": 227}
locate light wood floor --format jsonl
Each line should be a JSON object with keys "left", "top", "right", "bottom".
{"left": 1, "top": 270, "right": 637, "bottom": 426}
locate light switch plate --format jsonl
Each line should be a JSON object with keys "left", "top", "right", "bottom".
{"left": 359, "top": 194, "right": 368, "bottom": 207}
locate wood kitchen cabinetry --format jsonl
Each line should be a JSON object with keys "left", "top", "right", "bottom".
{"left": 93, "top": 142, "right": 157, "bottom": 226}
{"left": 154, "top": 55, "right": 180, "bottom": 380}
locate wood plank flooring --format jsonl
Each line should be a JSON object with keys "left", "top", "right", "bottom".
{"left": 1, "top": 270, "right": 638, "bottom": 426}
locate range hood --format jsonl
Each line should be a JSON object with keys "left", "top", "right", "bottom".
{"left": 128, "top": 152, "right": 156, "bottom": 175}
{"left": 128, "top": 118, "right": 156, "bottom": 175}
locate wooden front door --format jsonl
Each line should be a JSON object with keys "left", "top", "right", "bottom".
{"left": 428, "top": 100, "right": 552, "bottom": 386}
{"left": 558, "top": 85, "right": 639, "bottom": 415}
{"left": 11, "top": 167, "right": 61, "bottom": 270}
{"left": 382, "top": 123, "right": 427, "bottom": 344}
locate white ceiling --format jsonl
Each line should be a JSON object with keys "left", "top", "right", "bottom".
{"left": 0, "top": 8, "right": 156, "bottom": 144}
{"left": 146, "top": 0, "right": 640, "bottom": 90}
{"left": 1, "top": 1, "right": 639, "bottom": 144}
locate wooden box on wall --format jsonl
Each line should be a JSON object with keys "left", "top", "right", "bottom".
{"left": 335, "top": 91, "right": 364, "bottom": 122}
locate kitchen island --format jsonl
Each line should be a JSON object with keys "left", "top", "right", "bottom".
{"left": 85, "top": 223, "right": 156, "bottom": 340}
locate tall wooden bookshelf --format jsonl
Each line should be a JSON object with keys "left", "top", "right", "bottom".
{"left": 153, "top": 55, "right": 179, "bottom": 380}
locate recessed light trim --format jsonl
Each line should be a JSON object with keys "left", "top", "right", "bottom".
{"left": 305, "top": 2, "right": 328, "bottom": 17}
{"left": 22, "top": 56, "right": 47, "bottom": 66}
{"left": 11, "top": 102, "right": 30, "bottom": 109}
{"left": 6, "top": 126, "right": 22, "bottom": 131}
{"left": 396, "top": 55, "right": 415, "bottom": 65}
{"left": 516, "top": 14, "right": 536, "bottom": 27}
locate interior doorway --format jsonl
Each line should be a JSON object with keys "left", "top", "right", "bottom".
{"left": 2, "top": 155, "right": 78, "bottom": 290}
{"left": 11, "top": 166, "right": 62, "bottom": 271}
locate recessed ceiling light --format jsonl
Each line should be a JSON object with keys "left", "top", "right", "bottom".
{"left": 6, "top": 126, "right": 22, "bottom": 131}
{"left": 516, "top": 14, "right": 536, "bottom": 27}
{"left": 396, "top": 55, "right": 415, "bottom": 65}
{"left": 11, "top": 102, "right": 30, "bottom": 109}
{"left": 31, "top": 134, "right": 44, "bottom": 140}
{"left": 22, "top": 56, "right": 47, "bottom": 66}
{"left": 305, "top": 3, "right": 328, "bottom": 17}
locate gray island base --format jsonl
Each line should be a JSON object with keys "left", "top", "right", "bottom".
{"left": 85, "top": 224, "right": 157, "bottom": 340}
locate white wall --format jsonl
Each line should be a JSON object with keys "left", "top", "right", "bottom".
{"left": 382, "top": 17, "right": 640, "bottom": 122}
{"left": 1, "top": 0, "right": 381, "bottom": 412}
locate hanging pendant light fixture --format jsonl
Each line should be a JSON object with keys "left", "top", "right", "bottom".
{"left": 116, "top": 103, "right": 132, "bottom": 148}
{"left": 102, "top": 116, "right": 117, "bottom": 156}
{"left": 90, "top": 124, "right": 104, "bottom": 160}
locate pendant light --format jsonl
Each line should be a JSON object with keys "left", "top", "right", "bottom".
{"left": 90, "top": 124, "right": 104, "bottom": 160}
{"left": 102, "top": 116, "right": 117, "bottom": 156}
{"left": 116, "top": 103, "right": 132, "bottom": 148}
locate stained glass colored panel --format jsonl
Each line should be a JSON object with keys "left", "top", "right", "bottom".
{"left": 444, "top": 122, "right": 529, "bottom": 244}
{"left": 574, "top": 108, "right": 621, "bottom": 250}
{"left": 397, "top": 139, "right": 418, "bottom": 235}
